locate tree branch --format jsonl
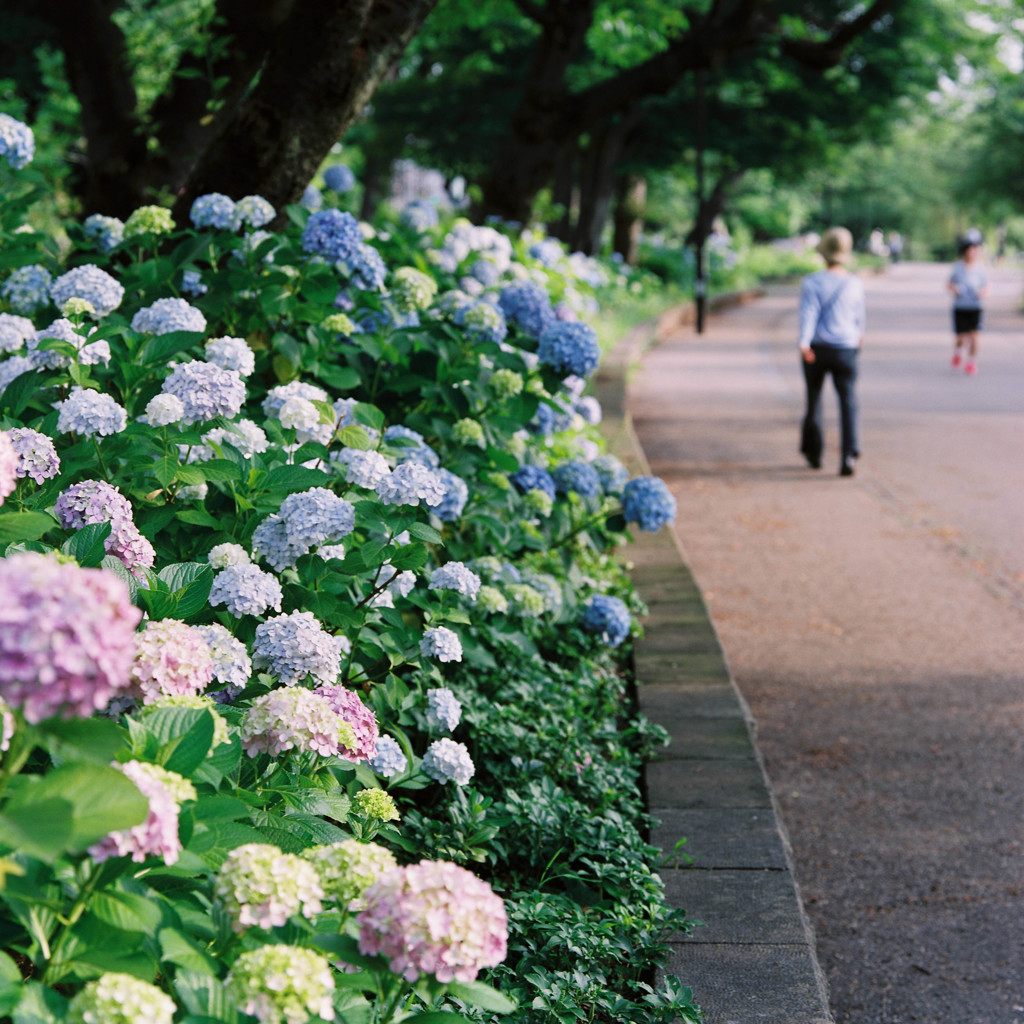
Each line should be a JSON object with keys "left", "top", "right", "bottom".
{"left": 780, "top": 0, "right": 900, "bottom": 70}
{"left": 508, "top": 0, "right": 550, "bottom": 27}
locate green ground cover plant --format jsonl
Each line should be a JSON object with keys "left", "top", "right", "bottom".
{"left": 0, "top": 115, "right": 699, "bottom": 1024}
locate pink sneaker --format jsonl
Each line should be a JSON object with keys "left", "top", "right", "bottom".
{"left": 965, "top": 361, "right": 977, "bottom": 376}
{"left": 951, "top": 351, "right": 962, "bottom": 369}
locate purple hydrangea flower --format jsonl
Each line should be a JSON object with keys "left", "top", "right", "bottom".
{"left": 622, "top": 475, "right": 677, "bottom": 532}
{"left": 131, "top": 297, "right": 207, "bottom": 335}
{"left": 279, "top": 488, "right": 355, "bottom": 548}
{"left": 538, "top": 321, "right": 601, "bottom": 378}
{"left": 419, "top": 626, "right": 462, "bottom": 663}
{"left": 422, "top": 737, "right": 475, "bottom": 785}
{"left": 8, "top": 427, "right": 60, "bottom": 483}
{"left": 580, "top": 594, "right": 631, "bottom": 647}
{"left": 1, "top": 264, "right": 52, "bottom": 315}
{"left": 262, "top": 380, "right": 328, "bottom": 419}
{"left": 143, "top": 393, "right": 185, "bottom": 427}
{"left": 301, "top": 208, "right": 362, "bottom": 262}
{"left": 130, "top": 620, "right": 214, "bottom": 704}
{"left": 0, "top": 552, "right": 141, "bottom": 723}
{"left": 428, "top": 562, "right": 480, "bottom": 600}
{"left": 181, "top": 269, "right": 207, "bottom": 296}
{"left": 347, "top": 243, "right": 387, "bottom": 291}
{"left": 592, "top": 454, "right": 629, "bottom": 495}
{"left": 368, "top": 734, "right": 408, "bottom": 777}
{"left": 28, "top": 318, "right": 109, "bottom": 369}
{"left": 0, "top": 114, "right": 34, "bottom": 169}
{"left": 333, "top": 448, "right": 390, "bottom": 489}
{"left": 434, "top": 469, "right": 469, "bottom": 522}
{"left": 241, "top": 688, "right": 354, "bottom": 758}
{"left": 161, "top": 360, "right": 245, "bottom": 424}
{"left": 252, "top": 611, "right": 345, "bottom": 687}
{"left": 0, "top": 313, "right": 35, "bottom": 353}
{"left": 190, "top": 193, "right": 239, "bottom": 230}
{"left": 498, "top": 280, "right": 555, "bottom": 337}
{"left": 195, "top": 623, "right": 252, "bottom": 696}
{"left": 50, "top": 264, "right": 124, "bottom": 316}
{"left": 313, "top": 683, "right": 378, "bottom": 761}
{"left": 199, "top": 420, "right": 268, "bottom": 460}
{"left": 0, "top": 432, "right": 16, "bottom": 505}
{"left": 510, "top": 464, "right": 556, "bottom": 501}
{"left": 301, "top": 184, "right": 324, "bottom": 212}
{"left": 209, "top": 563, "right": 283, "bottom": 618}
{"left": 57, "top": 388, "right": 127, "bottom": 437}
{"left": 425, "top": 687, "right": 462, "bottom": 732}
{"left": 551, "top": 460, "right": 601, "bottom": 498}
{"left": 400, "top": 199, "right": 439, "bottom": 233}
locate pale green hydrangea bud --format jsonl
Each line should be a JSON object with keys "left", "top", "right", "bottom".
{"left": 486, "top": 472, "right": 511, "bottom": 491}
{"left": 140, "top": 762, "right": 198, "bottom": 805}
{"left": 476, "top": 585, "right": 509, "bottom": 615}
{"left": 391, "top": 267, "right": 438, "bottom": 312}
{"left": 526, "top": 378, "right": 547, "bottom": 396}
{"left": 68, "top": 973, "right": 175, "bottom": 1024}
{"left": 489, "top": 368, "right": 524, "bottom": 400}
{"left": 140, "top": 694, "right": 230, "bottom": 748}
{"left": 507, "top": 583, "right": 546, "bottom": 617}
{"left": 504, "top": 434, "right": 527, "bottom": 461}
{"left": 61, "top": 297, "right": 96, "bottom": 318}
{"left": 124, "top": 205, "right": 175, "bottom": 237}
{"left": 452, "top": 418, "right": 486, "bottom": 449}
{"left": 322, "top": 312, "right": 356, "bottom": 334}
{"left": 215, "top": 842, "right": 325, "bottom": 932}
{"left": 306, "top": 838, "right": 397, "bottom": 907}
{"left": 522, "top": 572, "right": 563, "bottom": 616}
{"left": 354, "top": 787, "right": 400, "bottom": 822}
{"left": 228, "top": 945, "right": 335, "bottom": 1024}
{"left": 524, "top": 488, "right": 554, "bottom": 517}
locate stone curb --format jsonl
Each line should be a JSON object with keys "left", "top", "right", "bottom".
{"left": 596, "top": 293, "right": 835, "bottom": 1024}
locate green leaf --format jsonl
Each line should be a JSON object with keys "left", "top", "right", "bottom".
{"left": 90, "top": 888, "right": 163, "bottom": 934}
{"left": 175, "top": 507, "right": 223, "bottom": 529}
{"left": 195, "top": 459, "right": 242, "bottom": 482}
{"left": 35, "top": 717, "right": 124, "bottom": 764}
{"left": 159, "top": 927, "right": 218, "bottom": 976}
{"left": 60, "top": 521, "right": 111, "bottom": 567}
{"left": 317, "top": 365, "right": 362, "bottom": 391}
{"left": 0, "top": 950, "right": 22, "bottom": 1016}
{"left": 191, "top": 795, "right": 251, "bottom": 823}
{"left": 153, "top": 454, "right": 179, "bottom": 488}
{"left": 140, "top": 330, "right": 205, "bottom": 365}
{"left": 406, "top": 522, "right": 443, "bottom": 544}
{"left": 142, "top": 708, "right": 215, "bottom": 775}
{"left": 100, "top": 555, "right": 140, "bottom": 602}
{"left": 262, "top": 465, "right": 331, "bottom": 493}
{"left": 402, "top": 1013, "right": 470, "bottom": 1024}
{"left": 0, "top": 511, "right": 55, "bottom": 546}
{"left": 0, "top": 368, "right": 41, "bottom": 418}
{"left": 337, "top": 424, "right": 371, "bottom": 450}
{"left": 0, "top": 801, "right": 74, "bottom": 861}
{"left": 156, "top": 562, "right": 214, "bottom": 619}
{"left": 353, "top": 402, "right": 385, "bottom": 432}
{"left": 445, "top": 981, "right": 518, "bottom": 1013}
{"left": 11, "top": 981, "right": 68, "bottom": 1024}
{"left": 388, "top": 543, "right": 428, "bottom": 571}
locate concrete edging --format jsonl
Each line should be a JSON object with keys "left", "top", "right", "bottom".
{"left": 597, "top": 292, "right": 835, "bottom": 1024}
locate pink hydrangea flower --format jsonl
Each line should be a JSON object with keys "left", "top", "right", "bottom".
{"left": 90, "top": 760, "right": 196, "bottom": 865}
{"left": 0, "top": 552, "right": 141, "bottom": 723}
{"left": 312, "top": 683, "right": 378, "bottom": 760}
{"left": 357, "top": 860, "right": 508, "bottom": 983}
{"left": 0, "top": 430, "right": 18, "bottom": 505}
{"left": 240, "top": 687, "right": 356, "bottom": 758}
{"left": 130, "top": 620, "right": 213, "bottom": 704}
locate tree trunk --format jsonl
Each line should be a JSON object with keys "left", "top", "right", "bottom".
{"left": 684, "top": 168, "right": 745, "bottom": 249}
{"left": 613, "top": 174, "right": 646, "bottom": 265}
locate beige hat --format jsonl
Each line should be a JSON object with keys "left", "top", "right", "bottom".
{"left": 816, "top": 226, "right": 854, "bottom": 265}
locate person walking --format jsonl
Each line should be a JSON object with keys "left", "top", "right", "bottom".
{"left": 798, "top": 226, "right": 866, "bottom": 477}
{"left": 948, "top": 228, "right": 988, "bottom": 376}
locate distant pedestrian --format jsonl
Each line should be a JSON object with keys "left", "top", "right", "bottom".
{"left": 798, "top": 226, "right": 866, "bottom": 477}
{"left": 948, "top": 228, "right": 988, "bottom": 376}
{"left": 888, "top": 231, "right": 904, "bottom": 263}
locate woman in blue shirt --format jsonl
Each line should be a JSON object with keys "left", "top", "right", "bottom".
{"left": 798, "top": 227, "right": 866, "bottom": 477}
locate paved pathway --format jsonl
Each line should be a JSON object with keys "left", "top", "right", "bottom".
{"left": 630, "top": 262, "right": 1024, "bottom": 1024}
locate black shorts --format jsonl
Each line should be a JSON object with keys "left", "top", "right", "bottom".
{"left": 953, "top": 308, "right": 981, "bottom": 334}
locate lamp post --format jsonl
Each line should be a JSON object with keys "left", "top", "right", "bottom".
{"left": 695, "top": 68, "right": 707, "bottom": 335}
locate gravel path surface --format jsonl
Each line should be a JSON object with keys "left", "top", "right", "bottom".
{"left": 630, "top": 262, "right": 1024, "bottom": 1024}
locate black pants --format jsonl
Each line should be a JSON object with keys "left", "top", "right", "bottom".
{"left": 800, "top": 344, "right": 860, "bottom": 466}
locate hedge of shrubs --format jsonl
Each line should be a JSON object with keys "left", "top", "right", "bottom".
{"left": 0, "top": 114, "right": 700, "bottom": 1024}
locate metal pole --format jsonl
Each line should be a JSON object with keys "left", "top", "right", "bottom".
{"left": 695, "top": 69, "right": 707, "bottom": 334}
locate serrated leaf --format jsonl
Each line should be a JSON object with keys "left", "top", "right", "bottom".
{"left": 262, "top": 465, "right": 331, "bottom": 493}
{"left": 140, "top": 330, "right": 205, "bottom": 365}
{"left": 0, "top": 511, "right": 55, "bottom": 546}
{"left": 36, "top": 717, "right": 123, "bottom": 764}
{"left": 60, "top": 521, "right": 111, "bottom": 567}
{"left": 445, "top": 981, "right": 518, "bottom": 1013}
{"left": 388, "top": 543, "right": 428, "bottom": 571}
{"left": 90, "top": 888, "right": 163, "bottom": 934}
{"left": 406, "top": 522, "right": 443, "bottom": 544}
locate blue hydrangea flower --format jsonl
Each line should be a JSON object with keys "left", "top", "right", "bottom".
{"left": 428, "top": 561, "right": 480, "bottom": 600}
{"left": 421, "top": 738, "right": 474, "bottom": 785}
{"left": 347, "top": 243, "right": 387, "bottom": 290}
{"left": 400, "top": 199, "right": 439, "bottom": 233}
{"left": 28, "top": 318, "right": 109, "bottom": 369}
{"left": 0, "top": 313, "right": 34, "bottom": 353}
{"left": 252, "top": 610, "right": 345, "bottom": 687}
{"left": 301, "top": 209, "right": 361, "bottom": 263}
{"left": 510, "top": 464, "right": 556, "bottom": 502}
{"left": 0, "top": 356, "right": 33, "bottom": 395}
{"left": 205, "top": 336, "right": 255, "bottom": 377}
{"left": 262, "top": 380, "right": 328, "bottom": 419}
{"left": 301, "top": 184, "right": 324, "bottom": 212}
{"left": 551, "top": 461, "right": 601, "bottom": 498}
{"left": 367, "top": 734, "right": 408, "bottom": 777}
{"left": 469, "top": 259, "right": 501, "bottom": 287}
{"left": 383, "top": 425, "right": 439, "bottom": 469}
{"left": 181, "top": 270, "right": 208, "bottom": 296}
{"left": 278, "top": 487, "right": 356, "bottom": 548}
{"left": 538, "top": 321, "right": 601, "bottom": 378}
{"left": 56, "top": 387, "right": 127, "bottom": 437}
{"left": 50, "top": 265, "right": 124, "bottom": 317}
{"left": 419, "top": 626, "right": 463, "bottom": 663}
{"left": 529, "top": 239, "right": 563, "bottom": 268}
{"left": 131, "top": 297, "right": 207, "bottom": 335}
{"left": 0, "top": 114, "right": 34, "bottom": 169}
{"left": 9, "top": 427, "right": 60, "bottom": 483}
{"left": 376, "top": 463, "right": 446, "bottom": 507}
{"left": 580, "top": 594, "right": 631, "bottom": 647}
{"left": 161, "top": 360, "right": 245, "bottom": 425}
{"left": 2, "top": 265, "right": 53, "bottom": 315}
{"left": 251, "top": 515, "right": 307, "bottom": 573}
{"left": 528, "top": 402, "right": 555, "bottom": 436}
{"left": 622, "top": 475, "right": 677, "bottom": 532}
{"left": 498, "top": 281, "right": 556, "bottom": 338}
{"left": 322, "top": 164, "right": 356, "bottom": 192}
{"left": 235, "top": 195, "right": 275, "bottom": 228}
{"left": 426, "top": 688, "right": 462, "bottom": 732}
{"left": 333, "top": 448, "right": 390, "bottom": 489}
{"left": 434, "top": 468, "right": 468, "bottom": 522}
{"left": 575, "top": 396, "right": 602, "bottom": 424}
{"left": 190, "top": 192, "right": 240, "bottom": 230}
{"left": 460, "top": 301, "right": 508, "bottom": 344}
{"left": 209, "top": 563, "right": 284, "bottom": 618}
{"left": 82, "top": 214, "right": 125, "bottom": 251}
{"left": 592, "top": 454, "right": 630, "bottom": 495}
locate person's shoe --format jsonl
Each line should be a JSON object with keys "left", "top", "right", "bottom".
{"left": 840, "top": 457, "right": 857, "bottom": 477}
{"left": 965, "top": 361, "right": 977, "bottom": 376}
{"left": 952, "top": 351, "right": 962, "bottom": 369}
{"left": 806, "top": 457, "right": 821, "bottom": 470}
